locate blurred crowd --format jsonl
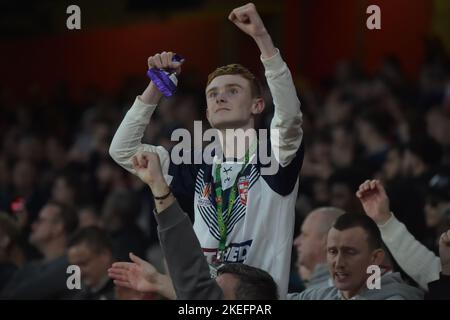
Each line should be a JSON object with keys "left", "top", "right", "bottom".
{"left": 0, "top": 37, "right": 449, "bottom": 299}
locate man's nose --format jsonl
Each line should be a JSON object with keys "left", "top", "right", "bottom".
{"left": 216, "top": 92, "right": 227, "bottom": 104}
{"left": 335, "top": 252, "right": 345, "bottom": 268}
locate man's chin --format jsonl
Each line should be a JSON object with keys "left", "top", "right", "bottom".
{"left": 212, "top": 118, "right": 249, "bottom": 130}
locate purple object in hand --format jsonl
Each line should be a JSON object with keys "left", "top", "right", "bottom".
{"left": 147, "top": 54, "right": 184, "bottom": 97}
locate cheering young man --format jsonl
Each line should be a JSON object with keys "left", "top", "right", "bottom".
{"left": 110, "top": 3, "right": 303, "bottom": 298}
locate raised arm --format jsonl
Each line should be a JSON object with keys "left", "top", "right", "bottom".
{"left": 109, "top": 52, "right": 184, "bottom": 183}
{"left": 229, "top": 3, "right": 303, "bottom": 166}
{"left": 356, "top": 179, "right": 441, "bottom": 290}
{"left": 427, "top": 230, "right": 450, "bottom": 299}
{"left": 129, "top": 152, "right": 223, "bottom": 300}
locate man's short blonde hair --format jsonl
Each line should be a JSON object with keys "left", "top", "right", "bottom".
{"left": 207, "top": 64, "right": 262, "bottom": 99}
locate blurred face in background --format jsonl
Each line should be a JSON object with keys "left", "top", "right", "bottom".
{"left": 52, "top": 177, "right": 74, "bottom": 206}
{"left": 78, "top": 207, "right": 100, "bottom": 229}
{"left": 382, "top": 148, "right": 403, "bottom": 180}
{"left": 30, "top": 204, "right": 62, "bottom": 247}
{"left": 331, "top": 126, "right": 355, "bottom": 168}
{"left": 68, "top": 242, "right": 112, "bottom": 289}
{"left": 424, "top": 196, "right": 449, "bottom": 228}
{"left": 293, "top": 211, "right": 327, "bottom": 274}
{"left": 12, "top": 161, "right": 36, "bottom": 193}
{"left": 426, "top": 108, "right": 450, "bottom": 146}
{"left": 323, "top": 95, "right": 352, "bottom": 125}
{"left": 96, "top": 161, "right": 115, "bottom": 186}
{"left": 355, "top": 119, "right": 372, "bottom": 148}
{"left": 330, "top": 183, "right": 352, "bottom": 212}
{"left": 17, "top": 136, "right": 43, "bottom": 163}
{"left": 46, "top": 138, "right": 67, "bottom": 170}
{"left": 402, "top": 149, "right": 421, "bottom": 177}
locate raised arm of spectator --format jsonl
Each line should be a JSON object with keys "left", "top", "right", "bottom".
{"left": 229, "top": 3, "right": 303, "bottom": 166}
{"left": 426, "top": 230, "right": 450, "bottom": 299}
{"left": 125, "top": 152, "right": 223, "bottom": 299}
{"left": 356, "top": 179, "right": 441, "bottom": 290}
{"left": 109, "top": 52, "right": 184, "bottom": 184}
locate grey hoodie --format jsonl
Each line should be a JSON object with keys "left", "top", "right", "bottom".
{"left": 306, "top": 264, "right": 332, "bottom": 289}
{"left": 288, "top": 272, "right": 424, "bottom": 300}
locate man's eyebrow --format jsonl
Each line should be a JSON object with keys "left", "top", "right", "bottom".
{"left": 326, "top": 245, "right": 357, "bottom": 250}
{"left": 341, "top": 246, "right": 358, "bottom": 251}
{"left": 206, "top": 83, "right": 244, "bottom": 94}
{"left": 206, "top": 86, "right": 217, "bottom": 94}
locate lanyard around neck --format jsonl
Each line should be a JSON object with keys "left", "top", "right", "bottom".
{"left": 213, "top": 140, "right": 257, "bottom": 257}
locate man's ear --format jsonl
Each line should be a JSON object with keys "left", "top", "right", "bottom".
{"left": 371, "top": 248, "right": 385, "bottom": 265}
{"left": 251, "top": 98, "right": 265, "bottom": 115}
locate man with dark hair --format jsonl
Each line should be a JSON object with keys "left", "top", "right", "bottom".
{"left": 216, "top": 263, "right": 278, "bottom": 300}
{"left": 332, "top": 213, "right": 384, "bottom": 250}
{"left": 68, "top": 226, "right": 115, "bottom": 300}
{"left": 29, "top": 201, "right": 77, "bottom": 260}
{"left": 109, "top": 152, "right": 279, "bottom": 300}
{"left": 288, "top": 212, "right": 423, "bottom": 299}
{"left": 0, "top": 201, "right": 78, "bottom": 299}
{"left": 101, "top": 191, "right": 147, "bottom": 261}
{"left": 68, "top": 226, "right": 113, "bottom": 255}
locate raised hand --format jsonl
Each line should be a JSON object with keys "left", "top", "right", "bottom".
{"left": 147, "top": 51, "right": 184, "bottom": 75}
{"left": 228, "top": 3, "right": 268, "bottom": 39}
{"left": 439, "top": 230, "right": 450, "bottom": 275}
{"left": 356, "top": 179, "right": 391, "bottom": 225}
{"left": 131, "top": 152, "right": 165, "bottom": 187}
{"left": 108, "top": 252, "right": 176, "bottom": 299}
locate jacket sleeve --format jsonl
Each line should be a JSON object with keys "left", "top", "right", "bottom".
{"left": 378, "top": 213, "right": 441, "bottom": 290}
{"left": 109, "top": 96, "right": 173, "bottom": 185}
{"left": 262, "top": 49, "right": 303, "bottom": 167}
{"left": 155, "top": 201, "right": 224, "bottom": 300}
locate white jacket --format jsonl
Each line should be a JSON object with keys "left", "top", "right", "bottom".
{"left": 378, "top": 213, "right": 441, "bottom": 290}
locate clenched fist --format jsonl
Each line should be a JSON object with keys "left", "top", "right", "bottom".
{"left": 356, "top": 179, "right": 391, "bottom": 225}
{"left": 228, "top": 3, "right": 268, "bottom": 39}
{"left": 147, "top": 51, "right": 184, "bottom": 75}
{"left": 132, "top": 152, "right": 166, "bottom": 190}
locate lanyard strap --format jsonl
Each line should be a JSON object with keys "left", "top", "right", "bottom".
{"left": 214, "top": 140, "right": 257, "bottom": 255}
